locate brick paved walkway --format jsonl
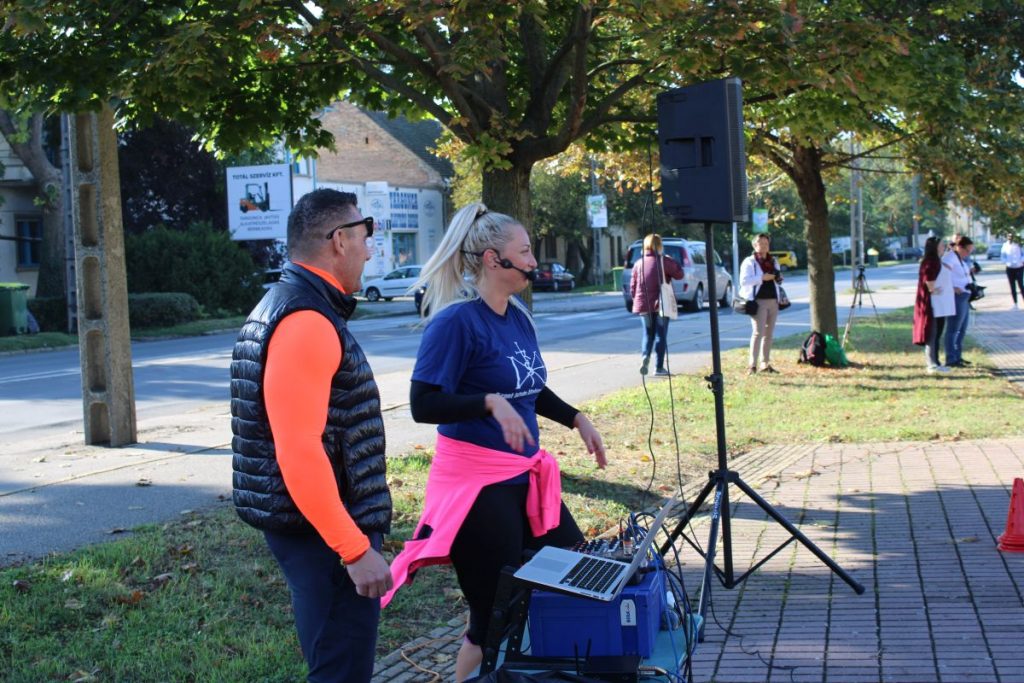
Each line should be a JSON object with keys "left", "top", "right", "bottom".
{"left": 373, "top": 276, "right": 1024, "bottom": 683}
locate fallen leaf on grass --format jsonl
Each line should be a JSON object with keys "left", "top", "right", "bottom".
{"left": 68, "top": 669, "right": 99, "bottom": 683}
{"left": 115, "top": 589, "right": 146, "bottom": 605}
{"left": 61, "top": 569, "right": 74, "bottom": 583}
{"left": 151, "top": 573, "right": 174, "bottom": 587}
{"left": 64, "top": 598, "right": 85, "bottom": 610}
{"left": 12, "top": 579, "right": 31, "bottom": 593}
{"left": 181, "top": 562, "right": 199, "bottom": 573}
{"left": 129, "top": 555, "right": 145, "bottom": 568}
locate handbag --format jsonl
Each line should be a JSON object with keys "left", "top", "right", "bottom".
{"left": 778, "top": 286, "right": 791, "bottom": 310}
{"left": 659, "top": 282, "right": 678, "bottom": 319}
{"left": 732, "top": 296, "right": 758, "bottom": 316}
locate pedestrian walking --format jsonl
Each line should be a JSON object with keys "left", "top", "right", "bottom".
{"left": 1001, "top": 233, "right": 1024, "bottom": 309}
{"left": 629, "top": 233, "right": 684, "bottom": 376}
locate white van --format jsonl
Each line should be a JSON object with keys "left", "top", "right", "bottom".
{"left": 622, "top": 238, "right": 732, "bottom": 312}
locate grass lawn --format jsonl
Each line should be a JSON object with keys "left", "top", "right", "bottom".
{"left": 2, "top": 310, "right": 1021, "bottom": 681}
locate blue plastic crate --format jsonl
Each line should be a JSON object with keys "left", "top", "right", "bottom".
{"left": 527, "top": 568, "right": 665, "bottom": 658}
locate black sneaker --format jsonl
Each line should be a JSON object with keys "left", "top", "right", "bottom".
{"left": 760, "top": 365, "right": 779, "bottom": 374}
{"left": 655, "top": 367, "right": 670, "bottom": 376}
{"left": 640, "top": 355, "right": 650, "bottom": 375}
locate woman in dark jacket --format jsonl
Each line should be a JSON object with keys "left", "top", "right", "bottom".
{"left": 629, "top": 233, "right": 683, "bottom": 376}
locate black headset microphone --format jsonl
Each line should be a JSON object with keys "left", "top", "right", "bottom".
{"left": 497, "top": 257, "right": 538, "bottom": 282}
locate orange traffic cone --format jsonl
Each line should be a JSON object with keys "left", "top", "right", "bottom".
{"left": 997, "top": 478, "right": 1024, "bottom": 552}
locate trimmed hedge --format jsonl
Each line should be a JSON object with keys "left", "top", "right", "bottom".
{"left": 28, "top": 296, "right": 69, "bottom": 333}
{"left": 126, "top": 222, "right": 263, "bottom": 314}
{"left": 128, "top": 292, "right": 200, "bottom": 328}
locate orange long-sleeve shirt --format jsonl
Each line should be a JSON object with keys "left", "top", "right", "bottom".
{"left": 263, "top": 262, "right": 370, "bottom": 563}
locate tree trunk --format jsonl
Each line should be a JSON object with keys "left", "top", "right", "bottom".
{"left": 0, "top": 112, "right": 65, "bottom": 298}
{"left": 571, "top": 237, "right": 593, "bottom": 284}
{"left": 791, "top": 144, "right": 838, "bottom": 337}
{"left": 482, "top": 163, "right": 534, "bottom": 230}
{"left": 482, "top": 163, "right": 535, "bottom": 305}
{"left": 35, "top": 170, "right": 66, "bottom": 298}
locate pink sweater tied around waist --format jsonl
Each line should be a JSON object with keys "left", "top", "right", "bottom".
{"left": 381, "top": 433, "right": 563, "bottom": 607}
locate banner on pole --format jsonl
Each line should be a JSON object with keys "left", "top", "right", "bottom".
{"left": 752, "top": 207, "right": 769, "bottom": 233}
{"left": 587, "top": 194, "right": 608, "bottom": 229}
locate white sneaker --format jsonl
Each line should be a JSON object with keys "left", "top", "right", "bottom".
{"left": 1014, "top": 303, "right": 1020, "bottom": 310}
{"left": 927, "top": 365, "right": 951, "bottom": 374}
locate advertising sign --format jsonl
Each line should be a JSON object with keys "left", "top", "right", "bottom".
{"left": 752, "top": 207, "right": 769, "bottom": 233}
{"left": 587, "top": 194, "right": 608, "bottom": 228}
{"left": 227, "top": 164, "right": 292, "bottom": 240}
{"left": 364, "top": 181, "right": 392, "bottom": 224}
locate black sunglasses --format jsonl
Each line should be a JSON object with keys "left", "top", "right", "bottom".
{"left": 325, "top": 216, "right": 374, "bottom": 240}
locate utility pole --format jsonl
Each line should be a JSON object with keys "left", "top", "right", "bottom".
{"left": 589, "top": 157, "right": 603, "bottom": 286}
{"left": 68, "top": 105, "right": 136, "bottom": 446}
{"left": 910, "top": 173, "right": 921, "bottom": 248}
{"left": 850, "top": 138, "right": 859, "bottom": 287}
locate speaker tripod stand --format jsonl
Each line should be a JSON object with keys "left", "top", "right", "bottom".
{"left": 842, "top": 264, "right": 885, "bottom": 348}
{"left": 659, "top": 223, "right": 865, "bottom": 641}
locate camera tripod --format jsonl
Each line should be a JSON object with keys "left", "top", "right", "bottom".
{"left": 659, "top": 222, "right": 865, "bottom": 641}
{"left": 841, "top": 264, "right": 885, "bottom": 348}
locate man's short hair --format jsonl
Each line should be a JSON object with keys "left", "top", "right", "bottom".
{"left": 287, "top": 189, "right": 359, "bottom": 256}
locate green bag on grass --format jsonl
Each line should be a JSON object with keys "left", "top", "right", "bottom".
{"left": 823, "top": 333, "right": 849, "bottom": 367}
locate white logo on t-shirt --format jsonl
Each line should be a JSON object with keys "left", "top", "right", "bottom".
{"left": 507, "top": 341, "right": 545, "bottom": 390}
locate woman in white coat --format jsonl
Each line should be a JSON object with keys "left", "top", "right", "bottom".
{"left": 739, "top": 233, "right": 784, "bottom": 375}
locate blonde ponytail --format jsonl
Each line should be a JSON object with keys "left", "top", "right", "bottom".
{"left": 416, "top": 202, "right": 534, "bottom": 327}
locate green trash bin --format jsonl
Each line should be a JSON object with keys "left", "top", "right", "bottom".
{"left": 611, "top": 266, "right": 625, "bottom": 291}
{"left": 0, "top": 283, "right": 30, "bottom": 336}
{"left": 867, "top": 248, "right": 879, "bottom": 268}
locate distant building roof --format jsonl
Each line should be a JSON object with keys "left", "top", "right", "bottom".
{"left": 361, "top": 109, "right": 453, "bottom": 180}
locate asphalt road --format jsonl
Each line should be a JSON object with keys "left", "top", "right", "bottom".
{"left": 0, "top": 263, "right": 930, "bottom": 453}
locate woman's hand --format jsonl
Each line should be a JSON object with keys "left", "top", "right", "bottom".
{"left": 573, "top": 413, "right": 607, "bottom": 469}
{"left": 485, "top": 393, "right": 534, "bottom": 453}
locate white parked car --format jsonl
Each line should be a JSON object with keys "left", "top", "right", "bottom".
{"left": 622, "top": 238, "right": 732, "bottom": 312}
{"left": 360, "top": 265, "right": 423, "bottom": 302}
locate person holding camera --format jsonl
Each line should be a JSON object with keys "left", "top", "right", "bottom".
{"left": 942, "top": 235, "right": 975, "bottom": 367}
{"left": 740, "top": 233, "right": 784, "bottom": 375}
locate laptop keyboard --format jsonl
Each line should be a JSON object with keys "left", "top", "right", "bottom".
{"left": 560, "top": 555, "right": 624, "bottom": 593}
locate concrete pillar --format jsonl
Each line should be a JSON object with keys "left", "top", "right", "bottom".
{"left": 68, "top": 105, "right": 136, "bottom": 446}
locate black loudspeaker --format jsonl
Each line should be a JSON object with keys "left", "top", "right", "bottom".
{"left": 657, "top": 77, "right": 749, "bottom": 224}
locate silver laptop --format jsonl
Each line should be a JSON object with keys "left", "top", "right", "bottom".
{"left": 514, "top": 499, "right": 676, "bottom": 602}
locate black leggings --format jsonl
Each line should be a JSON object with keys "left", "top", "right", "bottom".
{"left": 448, "top": 483, "right": 583, "bottom": 645}
{"left": 1007, "top": 267, "right": 1024, "bottom": 303}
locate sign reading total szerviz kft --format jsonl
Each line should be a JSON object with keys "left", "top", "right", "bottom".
{"left": 227, "top": 164, "right": 292, "bottom": 240}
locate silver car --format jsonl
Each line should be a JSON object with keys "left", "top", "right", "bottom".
{"left": 360, "top": 265, "right": 423, "bottom": 302}
{"left": 622, "top": 238, "right": 732, "bottom": 312}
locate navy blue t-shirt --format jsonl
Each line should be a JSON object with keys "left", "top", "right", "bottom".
{"left": 412, "top": 298, "right": 546, "bottom": 458}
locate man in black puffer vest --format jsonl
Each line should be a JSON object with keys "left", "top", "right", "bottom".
{"left": 231, "top": 189, "right": 392, "bottom": 682}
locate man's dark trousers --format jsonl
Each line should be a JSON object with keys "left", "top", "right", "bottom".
{"left": 264, "top": 530, "right": 383, "bottom": 682}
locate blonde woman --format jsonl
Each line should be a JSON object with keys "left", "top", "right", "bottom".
{"left": 629, "top": 233, "right": 683, "bottom": 375}
{"left": 382, "top": 203, "right": 607, "bottom": 681}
